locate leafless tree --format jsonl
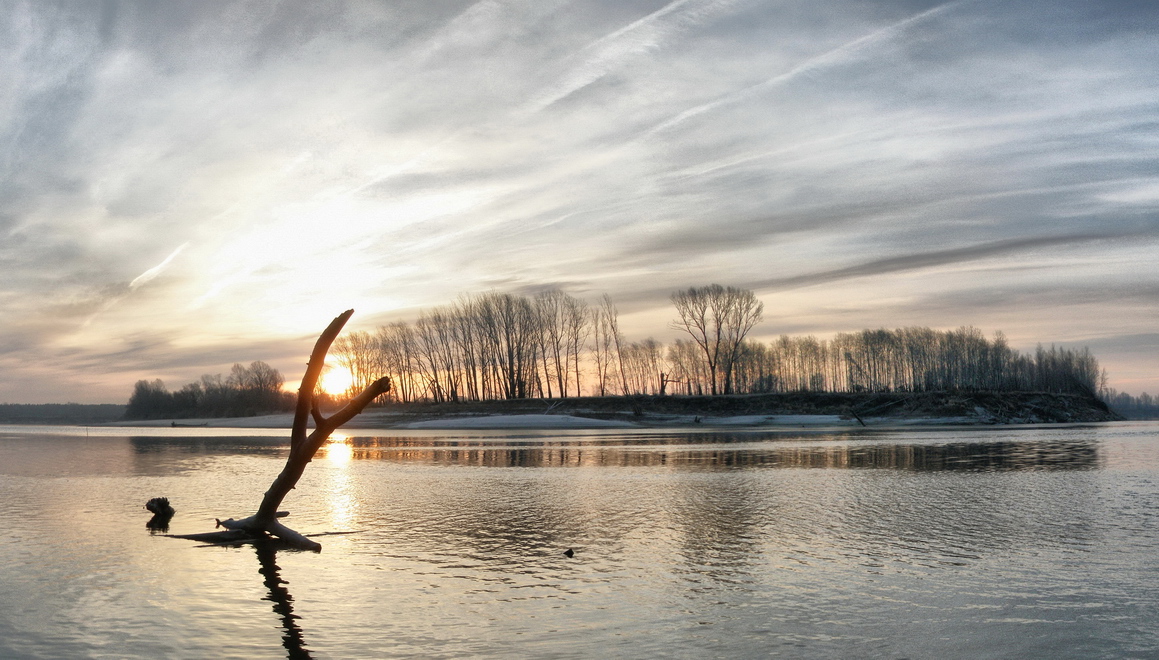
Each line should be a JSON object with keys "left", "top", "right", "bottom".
{"left": 620, "top": 337, "right": 666, "bottom": 395}
{"left": 309, "top": 288, "right": 1106, "bottom": 405}
{"left": 591, "top": 295, "right": 624, "bottom": 395}
{"left": 377, "top": 321, "right": 419, "bottom": 403}
{"left": 666, "top": 339, "right": 710, "bottom": 395}
{"left": 451, "top": 295, "right": 484, "bottom": 401}
{"left": 604, "top": 295, "right": 630, "bottom": 395}
{"left": 468, "top": 292, "right": 539, "bottom": 399}
{"left": 536, "top": 290, "right": 568, "bottom": 398}
{"left": 414, "top": 308, "right": 466, "bottom": 402}
{"left": 669, "top": 284, "right": 764, "bottom": 395}
{"left": 332, "top": 331, "right": 383, "bottom": 399}
{"left": 562, "top": 294, "right": 591, "bottom": 396}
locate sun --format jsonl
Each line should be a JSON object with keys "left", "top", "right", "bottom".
{"left": 319, "top": 363, "right": 356, "bottom": 397}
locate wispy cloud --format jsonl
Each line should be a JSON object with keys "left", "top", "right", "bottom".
{"left": 750, "top": 230, "right": 1156, "bottom": 292}
{"left": 129, "top": 242, "right": 188, "bottom": 290}
{"left": 528, "top": 0, "right": 741, "bottom": 112}
{"left": 643, "top": 0, "right": 967, "bottom": 137}
{"left": 1, "top": 0, "right": 1157, "bottom": 401}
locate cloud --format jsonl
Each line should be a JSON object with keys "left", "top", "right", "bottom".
{"left": 1, "top": 0, "right": 1158, "bottom": 401}
{"left": 643, "top": 0, "right": 967, "bottom": 137}
{"left": 749, "top": 230, "right": 1158, "bottom": 292}
{"left": 129, "top": 242, "right": 188, "bottom": 290}
{"left": 528, "top": 0, "right": 741, "bottom": 112}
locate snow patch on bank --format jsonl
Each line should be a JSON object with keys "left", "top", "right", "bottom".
{"left": 697, "top": 414, "right": 850, "bottom": 426}
{"left": 400, "top": 414, "right": 637, "bottom": 429}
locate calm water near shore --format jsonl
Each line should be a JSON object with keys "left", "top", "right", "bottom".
{"left": 2, "top": 422, "right": 1158, "bottom": 659}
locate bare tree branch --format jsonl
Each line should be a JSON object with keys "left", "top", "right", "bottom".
{"left": 175, "top": 310, "right": 391, "bottom": 552}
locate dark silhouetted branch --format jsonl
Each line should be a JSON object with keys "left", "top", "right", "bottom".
{"left": 174, "top": 310, "right": 390, "bottom": 552}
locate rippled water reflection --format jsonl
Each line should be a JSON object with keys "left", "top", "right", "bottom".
{"left": 2, "top": 423, "right": 1158, "bottom": 658}
{"left": 308, "top": 430, "right": 1105, "bottom": 471}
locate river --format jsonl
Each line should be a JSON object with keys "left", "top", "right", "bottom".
{"left": 1, "top": 422, "right": 1157, "bottom": 658}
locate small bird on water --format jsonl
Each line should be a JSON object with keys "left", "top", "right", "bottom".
{"left": 564, "top": 548, "right": 574, "bottom": 558}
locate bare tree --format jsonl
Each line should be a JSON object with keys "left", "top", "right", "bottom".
{"left": 536, "top": 290, "right": 567, "bottom": 398}
{"left": 246, "top": 361, "right": 286, "bottom": 393}
{"left": 562, "top": 295, "right": 590, "bottom": 396}
{"left": 591, "top": 295, "right": 623, "bottom": 396}
{"left": 533, "top": 289, "right": 590, "bottom": 398}
{"left": 332, "top": 330, "right": 383, "bottom": 399}
{"left": 221, "top": 361, "right": 290, "bottom": 412}
{"left": 669, "top": 285, "right": 764, "bottom": 395}
{"left": 452, "top": 296, "right": 484, "bottom": 401}
{"left": 378, "top": 321, "right": 418, "bottom": 403}
{"left": 469, "top": 292, "right": 539, "bottom": 399}
{"left": 620, "top": 337, "right": 666, "bottom": 394}
{"left": 666, "top": 339, "right": 709, "bottom": 395}
{"left": 414, "top": 308, "right": 465, "bottom": 402}
{"left": 601, "top": 295, "right": 629, "bottom": 395}
{"left": 293, "top": 290, "right": 1108, "bottom": 405}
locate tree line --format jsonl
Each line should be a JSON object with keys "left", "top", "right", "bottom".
{"left": 126, "top": 361, "right": 293, "bottom": 419}
{"left": 329, "top": 285, "right": 1106, "bottom": 403}
{"left": 1103, "top": 390, "right": 1159, "bottom": 420}
{"left": 123, "top": 284, "right": 1113, "bottom": 417}
{"left": 706, "top": 328, "right": 1105, "bottom": 397}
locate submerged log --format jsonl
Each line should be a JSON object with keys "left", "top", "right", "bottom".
{"left": 174, "top": 310, "right": 390, "bottom": 552}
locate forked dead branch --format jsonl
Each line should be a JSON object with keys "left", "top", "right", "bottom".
{"left": 171, "top": 310, "right": 390, "bottom": 551}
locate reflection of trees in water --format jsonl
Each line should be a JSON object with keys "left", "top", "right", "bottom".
{"left": 419, "top": 479, "right": 575, "bottom": 561}
{"left": 825, "top": 465, "right": 1104, "bottom": 563}
{"left": 128, "top": 431, "right": 1106, "bottom": 597}
{"left": 337, "top": 435, "right": 1105, "bottom": 569}
{"left": 332, "top": 436, "right": 1101, "bottom": 472}
{"left": 128, "top": 437, "right": 288, "bottom": 475}
{"left": 667, "top": 473, "right": 763, "bottom": 587}
{"left": 129, "top": 437, "right": 287, "bottom": 456}
{"left": 766, "top": 440, "right": 1101, "bottom": 471}
{"left": 253, "top": 540, "right": 313, "bottom": 660}
{"left": 127, "top": 433, "right": 1102, "bottom": 471}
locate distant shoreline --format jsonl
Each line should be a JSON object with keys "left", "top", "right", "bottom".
{"left": 32, "top": 390, "right": 1114, "bottom": 429}
{"left": 100, "top": 413, "right": 1119, "bottom": 432}
{"left": 2, "top": 391, "right": 1124, "bottom": 429}
{"left": 103, "top": 411, "right": 880, "bottom": 430}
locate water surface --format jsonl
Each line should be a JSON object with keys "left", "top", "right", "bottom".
{"left": 2, "top": 423, "right": 1157, "bottom": 658}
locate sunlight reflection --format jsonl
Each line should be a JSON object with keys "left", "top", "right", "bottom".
{"left": 323, "top": 434, "right": 357, "bottom": 529}
{"left": 325, "top": 434, "right": 352, "bottom": 466}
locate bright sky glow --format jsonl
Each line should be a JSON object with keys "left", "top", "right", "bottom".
{"left": 319, "top": 364, "right": 357, "bottom": 399}
{"left": 1, "top": 1, "right": 1157, "bottom": 403}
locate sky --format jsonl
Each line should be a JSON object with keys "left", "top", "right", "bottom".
{"left": 1, "top": 0, "right": 1157, "bottom": 404}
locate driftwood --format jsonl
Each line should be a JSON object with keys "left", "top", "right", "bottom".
{"left": 145, "top": 497, "right": 176, "bottom": 532}
{"left": 171, "top": 310, "right": 390, "bottom": 551}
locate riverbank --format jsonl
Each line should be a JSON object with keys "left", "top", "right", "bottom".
{"left": 107, "top": 390, "right": 1119, "bottom": 429}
